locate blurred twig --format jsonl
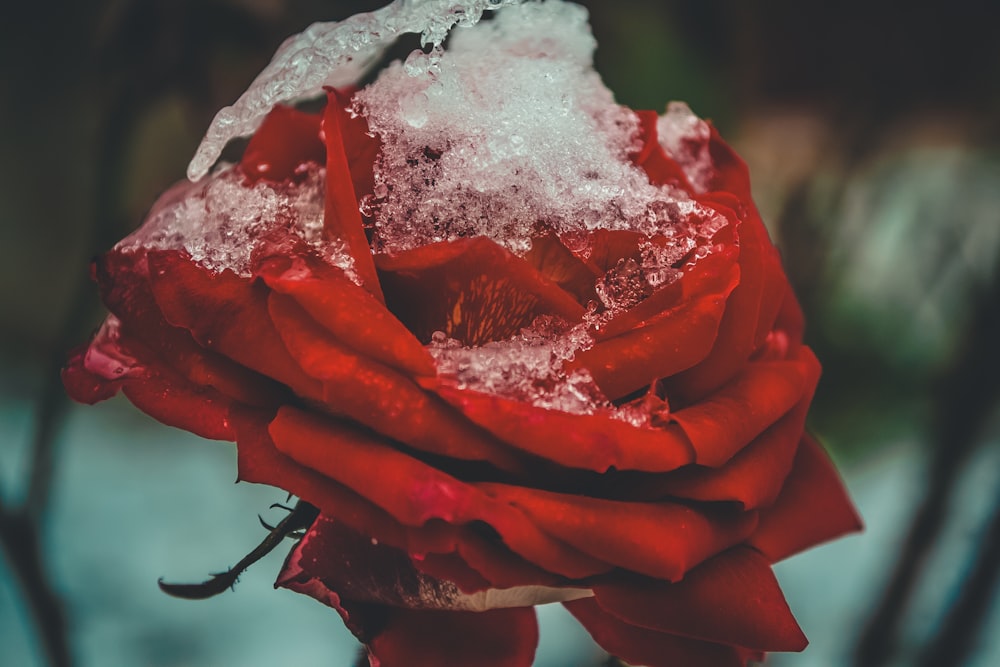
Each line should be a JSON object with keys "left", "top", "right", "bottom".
{"left": 918, "top": 474, "right": 1000, "bottom": 667}
{"left": 855, "top": 243, "right": 1000, "bottom": 667}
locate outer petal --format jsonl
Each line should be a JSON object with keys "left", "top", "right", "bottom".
{"left": 591, "top": 547, "right": 807, "bottom": 651}
{"left": 476, "top": 483, "right": 758, "bottom": 581}
{"left": 265, "top": 406, "right": 613, "bottom": 579}
{"left": 267, "top": 292, "right": 525, "bottom": 471}
{"left": 321, "top": 89, "right": 384, "bottom": 301}
{"left": 749, "top": 435, "right": 863, "bottom": 562}
{"left": 428, "top": 383, "right": 694, "bottom": 473}
{"left": 569, "top": 258, "right": 740, "bottom": 400}
{"left": 363, "top": 606, "right": 538, "bottom": 667}
{"left": 672, "top": 348, "right": 820, "bottom": 467}
{"left": 146, "top": 250, "right": 326, "bottom": 401}
{"left": 566, "top": 598, "right": 751, "bottom": 667}
{"left": 276, "top": 517, "right": 539, "bottom": 667}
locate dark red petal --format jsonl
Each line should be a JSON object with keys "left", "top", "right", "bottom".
{"left": 591, "top": 246, "right": 738, "bottom": 342}
{"left": 477, "top": 483, "right": 757, "bottom": 581}
{"left": 254, "top": 249, "right": 434, "bottom": 377}
{"left": 659, "top": 403, "right": 811, "bottom": 510}
{"left": 429, "top": 383, "right": 693, "bottom": 473}
{"left": 565, "top": 598, "right": 750, "bottom": 667}
{"left": 239, "top": 104, "right": 324, "bottom": 184}
{"left": 367, "top": 607, "right": 538, "bottom": 667}
{"left": 68, "top": 316, "right": 237, "bottom": 440}
{"left": 376, "top": 237, "right": 586, "bottom": 345}
{"left": 664, "top": 204, "right": 769, "bottom": 403}
{"left": 266, "top": 406, "right": 613, "bottom": 578}
{"left": 242, "top": 414, "right": 560, "bottom": 589}
{"left": 146, "top": 251, "right": 326, "bottom": 401}
{"left": 321, "top": 88, "right": 384, "bottom": 301}
{"left": 749, "top": 435, "right": 863, "bottom": 562}
{"left": 95, "top": 250, "right": 289, "bottom": 408}
{"left": 706, "top": 124, "right": 754, "bottom": 200}
{"left": 569, "top": 259, "right": 740, "bottom": 401}
{"left": 267, "top": 293, "right": 524, "bottom": 471}
{"left": 269, "top": 406, "right": 484, "bottom": 527}
{"left": 672, "top": 348, "right": 819, "bottom": 467}
{"left": 120, "top": 364, "right": 236, "bottom": 441}
{"left": 592, "top": 547, "right": 807, "bottom": 651}
{"left": 233, "top": 408, "right": 449, "bottom": 555}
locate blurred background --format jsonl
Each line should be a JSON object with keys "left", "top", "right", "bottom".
{"left": 1, "top": 1, "right": 998, "bottom": 665}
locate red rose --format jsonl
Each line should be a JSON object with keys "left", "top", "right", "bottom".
{"left": 64, "top": 5, "right": 860, "bottom": 665}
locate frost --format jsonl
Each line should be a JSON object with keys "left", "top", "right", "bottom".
{"left": 429, "top": 315, "right": 608, "bottom": 414}
{"left": 429, "top": 313, "right": 676, "bottom": 426}
{"left": 658, "top": 101, "right": 714, "bottom": 193}
{"left": 355, "top": 1, "right": 727, "bottom": 256}
{"left": 180, "top": 0, "right": 729, "bottom": 303}
{"left": 188, "top": 0, "right": 524, "bottom": 181}
{"left": 119, "top": 165, "right": 357, "bottom": 280}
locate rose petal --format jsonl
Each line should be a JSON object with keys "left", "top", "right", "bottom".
{"left": 749, "top": 435, "right": 863, "bottom": 562}
{"left": 266, "top": 406, "right": 613, "bottom": 579}
{"left": 254, "top": 248, "right": 434, "bottom": 377}
{"left": 565, "top": 597, "right": 750, "bottom": 667}
{"left": 367, "top": 606, "right": 538, "bottom": 667}
{"left": 671, "top": 348, "right": 820, "bottom": 467}
{"left": 632, "top": 110, "right": 696, "bottom": 191}
{"left": 63, "top": 342, "right": 124, "bottom": 404}
{"left": 96, "top": 250, "right": 289, "bottom": 407}
{"left": 376, "top": 237, "right": 586, "bottom": 345}
{"left": 592, "top": 546, "right": 806, "bottom": 651}
{"left": 429, "top": 383, "right": 694, "bottom": 473}
{"left": 146, "top": 250, "right": 327, "bottom": 401}
{"left": 664, "top": 203, "right": 769, "bottom": 403}
{"left": 267, "top": 292, "right": 524, "bottom": 470}
{"left": 238, "top": 104, "right": 324, "bottom": 184}
{"left": 569, "top": 260, "right": 739, "bottom": 400}
{"left": 477, "top": 483, "right": 758, "bottom": 581}
{"left": 321, "top": 89, "right": 384, "bottom": 301}
{"left": 522, "top": 233, "right": 599, "bottom": 306}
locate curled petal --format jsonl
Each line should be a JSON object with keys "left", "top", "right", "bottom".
{"left": 591, "top": 547, "right": 807, "bottom": 651}
{"left": 254, "top": 248, "right": 434, "bottom": 377}
{"left": 672, "top": 348, "right": 820, "bottom": 467}
{"left": 750, "top": 435, "right": 863, "bottom": 562}
{"left": 429, "top": 383, "right": 693, "bottom": 473}
{"left": 267, "top": 293, "right": 524, "bottom": 470}
{"left": 570, "top": 259, "right": 739, "bottom": 400}
{"left": 265, "top": 406, "right": 612, "bottom": 579}
{"left": 566, "top": 597, "right": 752, "bottom": 667}
{"left": 477, "top": 483, "right": 758, "bottom": 581}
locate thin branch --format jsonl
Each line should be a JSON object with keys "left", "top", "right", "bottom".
{"left": 159, "top": 501, "right": 318, "bottom": 600}
{"left": 854, "top": 250, "right": 1000, "bottom": 667}
{"left": 917, "top": 477, "right": 1000, "bottom": 667}
{"left": 0, "top": 500, "right": 71, "bottom": 667}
